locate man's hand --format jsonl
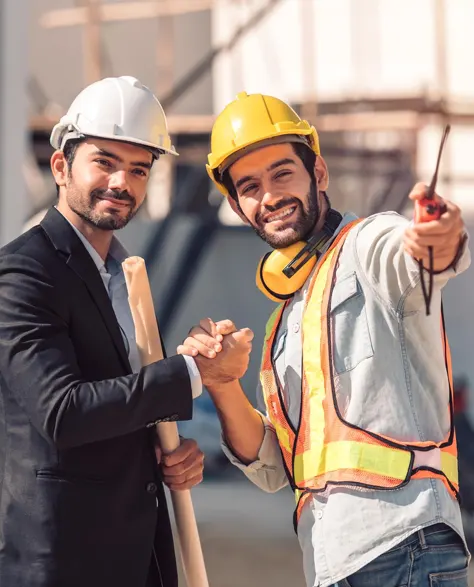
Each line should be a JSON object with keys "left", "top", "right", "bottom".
{"left": 404, "top": 183, "right": 465, "bottom": 272}
{"left": 155, "top": 436, "right": 204, "bottom": 491}
{"left": 177, "top": 318, "right": 254, "bottom": 387}
{"left": 178, "top": 318, "right": 236, "bottom": 358}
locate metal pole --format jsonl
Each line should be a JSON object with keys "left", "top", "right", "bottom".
{"left": 84, "top": 0, "right": 102, "bottom": 85}
{"left": 156, "top": 0, "right": 175, "bottom": 98}
{"left": 300, "top": 0, "right": 318, "bottom": 122}
{"left": 434, "top": 0, "right": 448, "bottom": 98}
{"left": 434, "top": 0, "right": 452, "bottom": 198}
{"left": 0, "top": 0, "right": 29, "bottom": 246}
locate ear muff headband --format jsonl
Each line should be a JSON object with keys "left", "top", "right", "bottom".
{"left": 256, "top": 209, "right": 343, "bottom": 301}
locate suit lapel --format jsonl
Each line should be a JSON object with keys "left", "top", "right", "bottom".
{"left": 41, "top": 207, "right": 132, "bottom": 373}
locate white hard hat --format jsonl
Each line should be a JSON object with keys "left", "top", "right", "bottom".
{"left": 50, "top": 76, "right": 178, "bottom": 158}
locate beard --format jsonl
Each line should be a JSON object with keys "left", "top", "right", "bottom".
{"left": 66, "top": 180, "right": 139, "bottom": 231}
{"left": 251, "top": 181, "right": 319, "bottom": 249}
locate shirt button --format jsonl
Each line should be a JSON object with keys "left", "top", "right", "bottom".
{"left": 293, "top": 323, "right": 300, "bottom": 333}
{"left": 316, "top": 510, "right": 323, "bottom": 520}
{"left": 146, "top": 482, "right": 158, "bottom": 494}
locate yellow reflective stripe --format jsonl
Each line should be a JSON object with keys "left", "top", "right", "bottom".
{"left": 302, "top": 247, "right": 337, "bottom": 464}
{"left": 273, "top": 422, "right": 291, "bottom": 453}
{"left": 294, "top": 441, "right": 412, "bottom": 484}
{"left": 441, "top": 451, "right": 458, "bottom": 485}
{"left": 293, "top": 448, "right": 458, "bottom": 505}
{"left": 265, "top": 305, "right": 284, "bottom": 339}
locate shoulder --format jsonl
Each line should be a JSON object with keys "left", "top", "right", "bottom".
{"left": 352, "top": 212, "right": 409, "bottom": 240}
{"left": 356, "top": 211, "right": 409, "bottom": 237}
{"left": 344, "top": 211, "right": 410, "bottom": 256}
{"left": 1, "top": 223, "right": 53, "bottom": 257}
{"left": 0, "top": 225, "right": 58, "bottom": 277}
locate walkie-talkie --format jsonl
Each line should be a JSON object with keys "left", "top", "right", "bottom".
{"left": 415, "top": 124, "right": 450, "bottom": 315}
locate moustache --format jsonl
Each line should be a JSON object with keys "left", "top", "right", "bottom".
{"left": 92, "top": 189, "right": 135, "bottom": 205}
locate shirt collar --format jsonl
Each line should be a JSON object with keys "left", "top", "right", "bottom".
{"left": 298, "top": 212, "right": 358, "bottom": 298}
{"left": 337, "top": 212, "right": 359, "bottom": 231}
{"left": 55, "top": 208, "right": 130, "bottom": 274}
{"left": 321, "top": 211, "right": 358, "bottom": 255}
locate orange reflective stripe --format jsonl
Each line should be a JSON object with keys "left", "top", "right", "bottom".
{"left": 260, "top": 303, "right": 295, "bottom": 472}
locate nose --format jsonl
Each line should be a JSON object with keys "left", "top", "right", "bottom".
{"left": 108, "top": 170, "right": 130, "bottom": 193}
{"left": 261, "top": 188, "right": 279, "bottom": 207}
{"left": 259, "top": 172, "right": 287, "bottom": 207}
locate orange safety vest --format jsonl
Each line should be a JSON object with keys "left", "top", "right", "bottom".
{"left": 260, "top": 220, "right": 459, "bottom": 526}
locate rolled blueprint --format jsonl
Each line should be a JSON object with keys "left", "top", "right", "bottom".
{"left": 122, "top": 256, "right": 209, "bottom": 587}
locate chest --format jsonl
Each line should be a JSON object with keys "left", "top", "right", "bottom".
{"left": 61, "top": 268, "right": 131, "bottom": 378}
{"left": 272, "top": 268, "right": 373, "bottom": 379}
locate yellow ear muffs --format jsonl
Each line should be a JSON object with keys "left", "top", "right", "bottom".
{"left": 255, "top": 208, "right": 344, "bottom": 302}
{"left": 256, "top": 241, "right": 318, "bottom": 302}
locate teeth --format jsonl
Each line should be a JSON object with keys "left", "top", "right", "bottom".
{"left": 267, "top": 206, "right": 295, "bottom": 223}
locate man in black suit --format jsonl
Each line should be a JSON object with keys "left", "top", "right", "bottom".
{"left": 0, "top": 76, "right": 252, "bottom": 587}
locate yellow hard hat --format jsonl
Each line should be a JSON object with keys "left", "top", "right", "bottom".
{"left": 207, "top": 92, "right": 320, "bottom": 197}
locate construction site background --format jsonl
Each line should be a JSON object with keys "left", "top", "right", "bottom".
{"left": 1, "top": 1, "right": 474, "bottom": 585}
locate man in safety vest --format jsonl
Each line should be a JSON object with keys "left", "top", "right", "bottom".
{"left": 179, "top": 92, "right": 471, "bottom": 587}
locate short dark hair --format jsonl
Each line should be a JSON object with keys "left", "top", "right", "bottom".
{"left": 221, "top": 141, "right": 317, "bottom": 203}
{"left": 55, "top": 139, "right": 84, "bottom": 196}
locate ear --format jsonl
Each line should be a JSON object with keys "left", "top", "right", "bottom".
{"left": 50, "top": 150, "right": 68, "bottom": 188}
{"left": 315, "top": 155, "right": 329, "bottom": 191}
{"left": 227, "top": 194, "right": 251, "bottom": 225}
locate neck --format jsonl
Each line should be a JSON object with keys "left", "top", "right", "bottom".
{"left": 311, "top": 191, "right": 331, "bottom": 237}
{"left": 56, "top": 201, "right": 113, "bottom": 261}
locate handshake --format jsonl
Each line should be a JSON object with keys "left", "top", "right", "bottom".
{"left": 177, "top": 318, "right": 254, "bottom": 390}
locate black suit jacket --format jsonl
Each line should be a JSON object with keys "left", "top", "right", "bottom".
{"left": 0, "top": 208, "right": 192, "bottom": 587}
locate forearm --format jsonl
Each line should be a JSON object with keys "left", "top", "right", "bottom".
{"left": 354, "top": 213, "right": 471, "bottom": 311}
{"left": 49, "top": 357, "right": 192, "bottom": 449}
{"left": 221, "top": 419, "right": 289, "bottom": 492}
{"left": 207, "top": 379, "right": 265, "bottom": 464}
{"left": 1, "top": 349, "right": 193, "bottom": 450}
{"left": 0, "top": 255, "right": 194, "bottom": 448}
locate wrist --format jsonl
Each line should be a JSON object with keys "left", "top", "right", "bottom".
{"left": 431, "top": 232, "right": 468, "bottom": 274}
{"left": 206, "top": 379, "right": 239, "bottom": 395}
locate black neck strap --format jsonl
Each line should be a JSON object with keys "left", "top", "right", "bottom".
{"left": 282, "top": 208, "right": 343, "bottom": 278}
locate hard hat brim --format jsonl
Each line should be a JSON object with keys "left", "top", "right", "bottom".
{"left": 50, "top": 125, "right": 179, "bottom": 158}
{"left": 217, "top": 134, "right": 312, "bottom": 175}
{"left": 84, "top": 133, "right": 179, "bottom": 158}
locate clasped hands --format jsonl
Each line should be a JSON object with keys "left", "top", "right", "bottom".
{"left": 156, "top": 319, "right": 252, "bottom": 491}
{"left": 177, "top": 318, "right": 254, "bottom": 389}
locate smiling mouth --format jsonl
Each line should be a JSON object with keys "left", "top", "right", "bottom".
{"left": 263, "top": 206, "right": 297, "bottom": 224}
{"left": 98, "top": 196, "right": 132, "bottom": 208}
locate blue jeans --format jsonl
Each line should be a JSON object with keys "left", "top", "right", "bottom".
{"left": 334, "top": 523, "right": 470, "bottom": 587}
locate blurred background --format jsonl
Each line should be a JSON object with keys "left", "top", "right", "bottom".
{"left": 1, "top": 0, "right": 474, "bottom": 585}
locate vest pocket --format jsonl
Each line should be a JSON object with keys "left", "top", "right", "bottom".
{"left": 330, "top": 272, "right": 374, "bottom": 374}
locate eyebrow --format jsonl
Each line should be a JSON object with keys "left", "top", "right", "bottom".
{"left": 92, "top": 148, "right": 153, "bottom": 170}
{"left": 235, "top": 157, "right": 297, "bottom": 189}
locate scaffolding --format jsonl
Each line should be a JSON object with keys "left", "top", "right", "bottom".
{"left": 27, "top": 0, "right": 474, "bottom": 223}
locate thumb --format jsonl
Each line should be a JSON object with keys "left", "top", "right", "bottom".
{"left": 233, "top": 328, "right": 254, "bottom": 343}
{"left": 216, "top": 319, "right": 237, "bottom": 336}
{"left": 408, "top": 182, "right": 429, "bottom": 202}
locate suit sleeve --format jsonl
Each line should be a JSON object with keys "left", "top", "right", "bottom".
{"left": 0, "top": 253, "right": 193, "bottom": 449}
